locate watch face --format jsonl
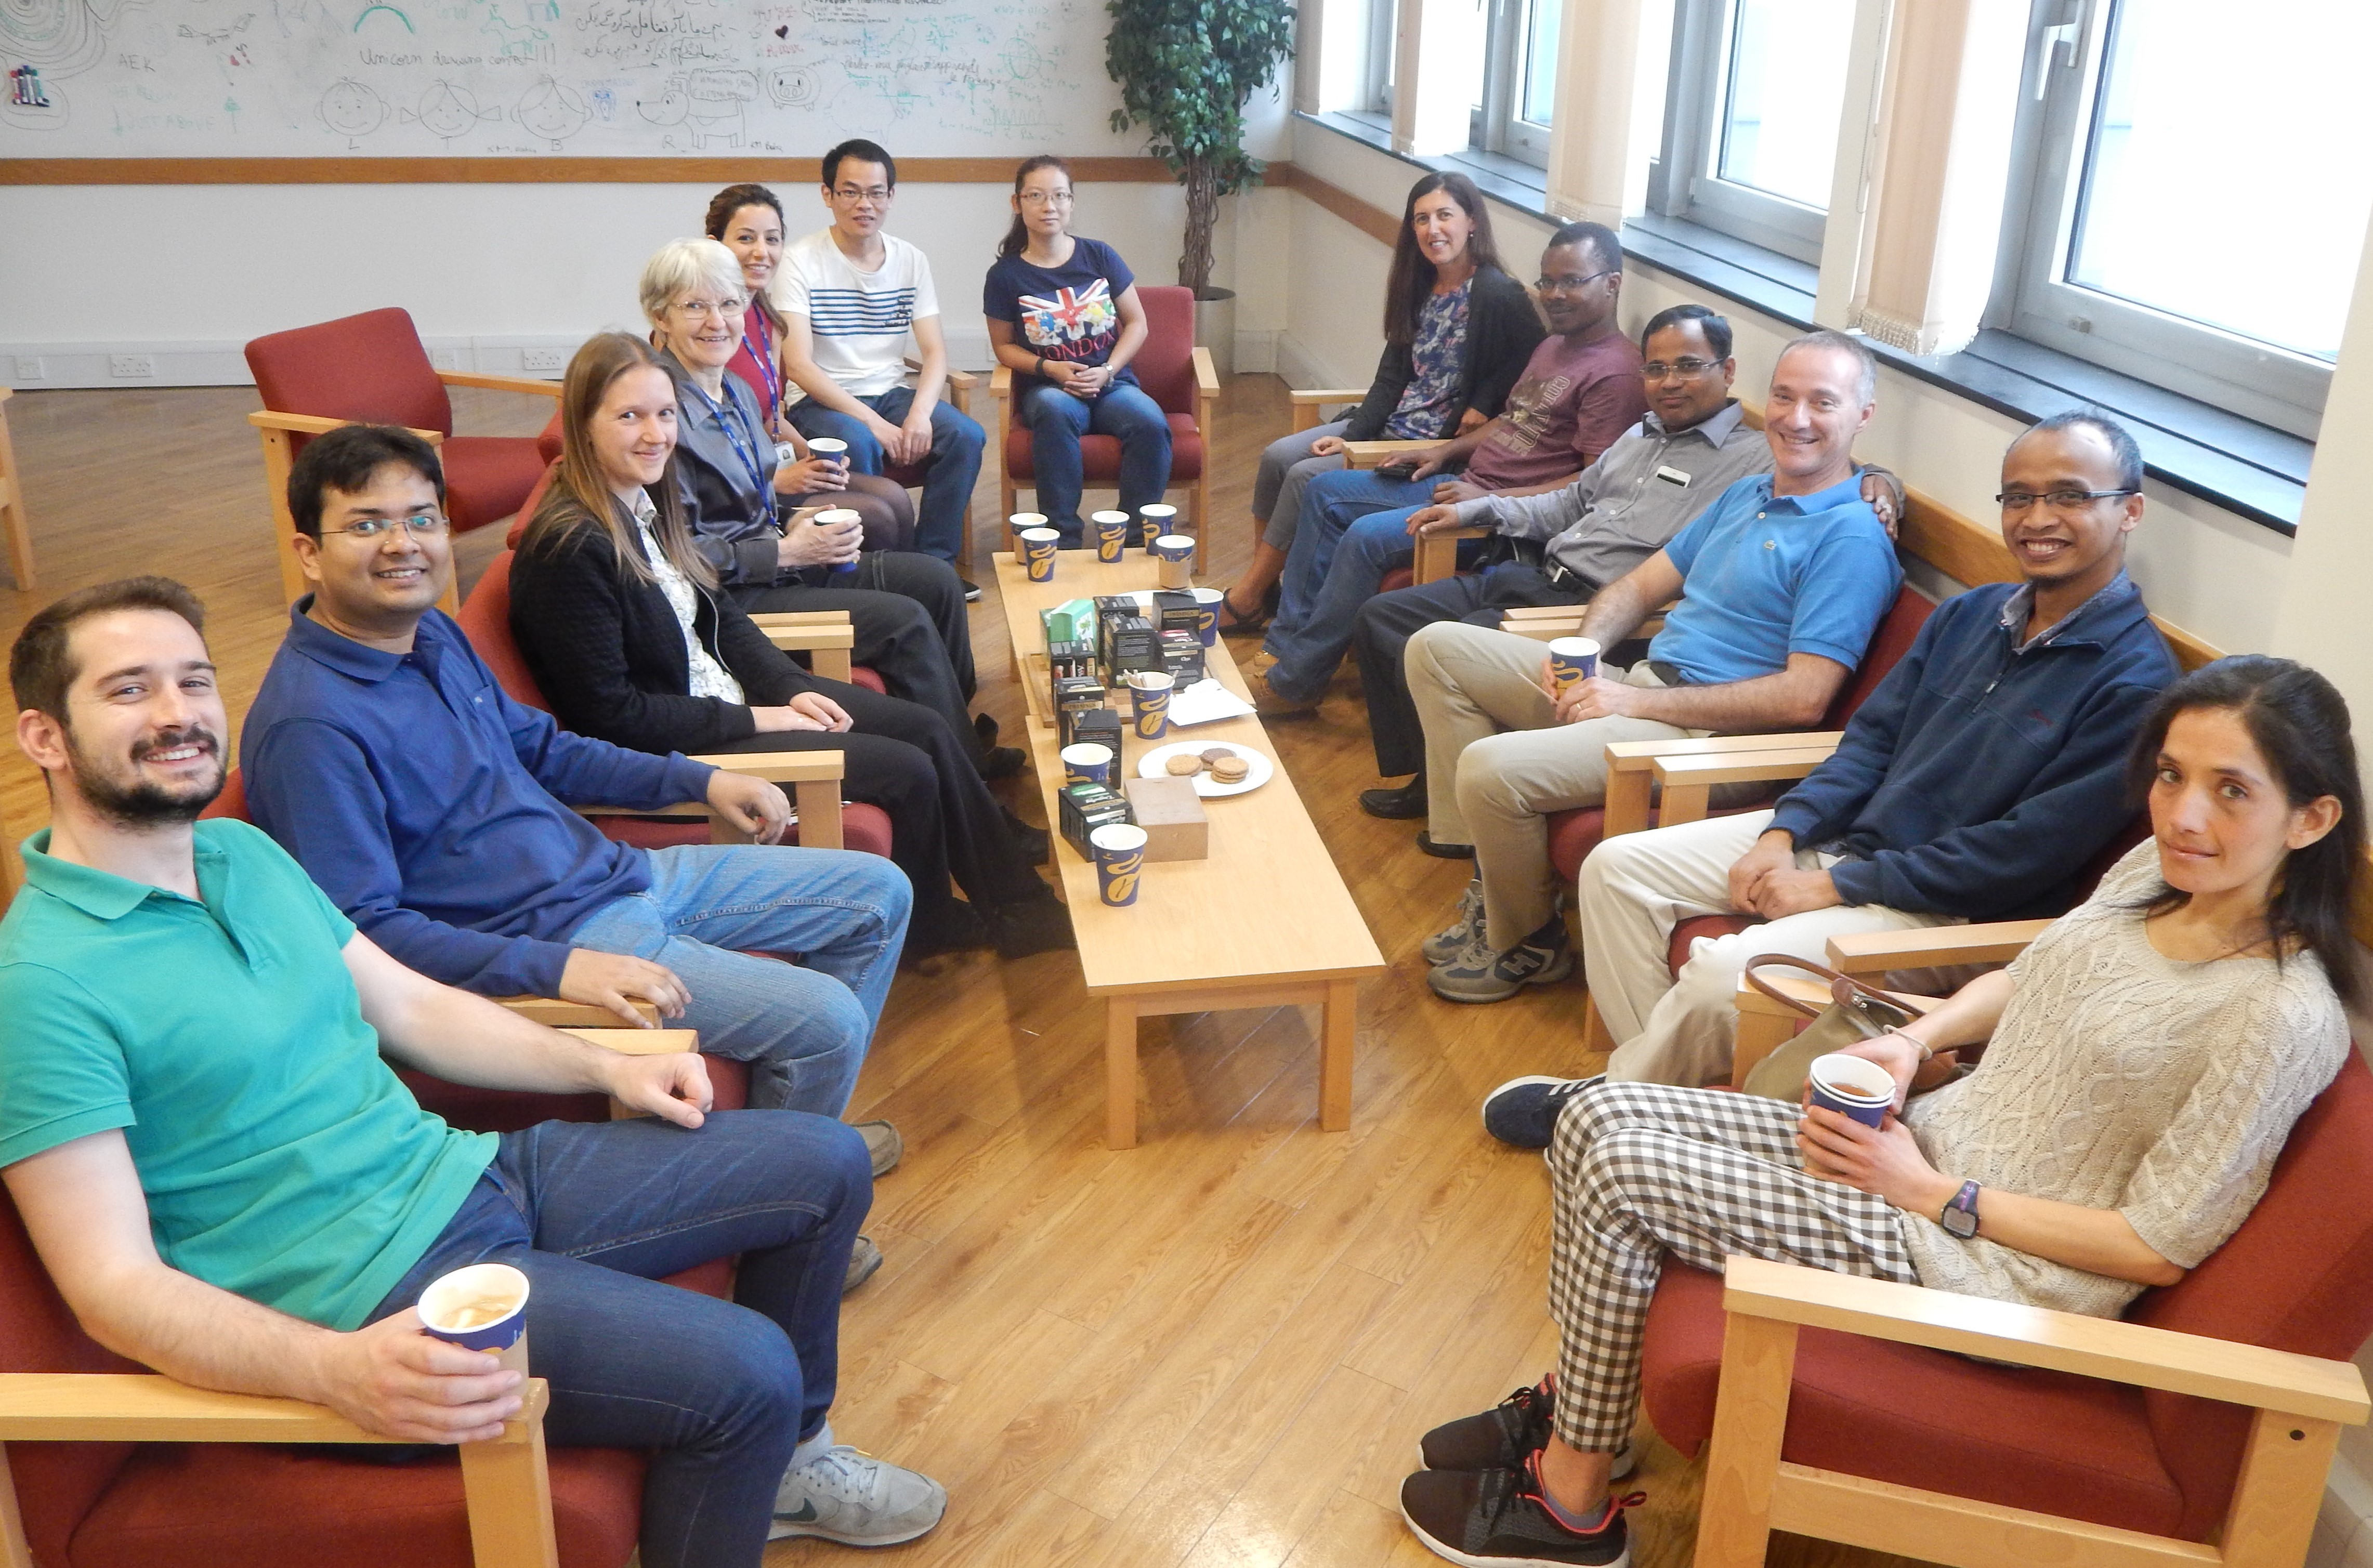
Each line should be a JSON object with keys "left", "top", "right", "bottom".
{"left": 1942, "top": 1208, "right": 1978, "bottom": 1240}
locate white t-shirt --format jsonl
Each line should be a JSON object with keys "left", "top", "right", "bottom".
{"left": 773, "top": 229, "right": 940, "bottom": 400}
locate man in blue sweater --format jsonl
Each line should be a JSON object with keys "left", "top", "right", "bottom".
{"left": 1567, "top": 412, "right": 2178, "bottom": 1087}
{"left": 242, "top": 426, "right": 913, "bottom": 1130}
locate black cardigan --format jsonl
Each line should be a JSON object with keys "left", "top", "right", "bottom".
{"left": 1342, "top": 265, "right": 1545, "bottom": 442}
{"left": 507, "top": 505, "right": 823, "bottom": 757}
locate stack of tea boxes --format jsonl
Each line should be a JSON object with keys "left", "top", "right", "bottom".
{"left": 1048, "top": 592, "right": 1211, "bottom": 864}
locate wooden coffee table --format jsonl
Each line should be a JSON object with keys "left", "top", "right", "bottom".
{"left": 993, "top": 548, "right": 1386, "bottom": 1148}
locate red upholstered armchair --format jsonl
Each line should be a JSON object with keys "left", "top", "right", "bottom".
{"left": 244, "top": 308, "right": 560, "bottom": 610}
{"left": 1644, "top": 911, "right": 2373, "bottom": 1568}
{"left": 987, "top": 284, "right": 1221, "bottom": 574}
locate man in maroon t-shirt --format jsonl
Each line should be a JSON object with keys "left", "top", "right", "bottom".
{"left": 1257, "top": 222, "right": 1646, "bottom": 713}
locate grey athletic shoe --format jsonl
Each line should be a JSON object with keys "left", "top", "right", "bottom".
{"left": 1423, "top": 879, "right": 1487, "bottom": 967}
{"left": 855, "top": 1119, "right": 903, "bottom": 1178}
{"left": 843, "top": 1235, "right": 884, "bottom": 1295}
{"left": 771, "top": 1443, "right": 948, "bottom": 1545}
{"left": 1428, "top": 917, "right": 1575, "bottom": 1004}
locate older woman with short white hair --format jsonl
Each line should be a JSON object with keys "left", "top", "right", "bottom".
{"left": 637, "top": 236, "right": 1022, "bottom": 781}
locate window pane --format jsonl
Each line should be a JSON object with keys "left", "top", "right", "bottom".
{"left": 1519, "top": 0, "right": 1560, "bottom": 127}
{"left": 2067, "top": 0, "right": 2373, "bottom": 363}
{"left": 1715, "top": 0, "right": 1855, "bottom": 210}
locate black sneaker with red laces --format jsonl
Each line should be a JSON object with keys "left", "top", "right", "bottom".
{"left": 1399, "top": 1454, "right": 1640, "bottom": 1568}
{"left": 1418, "top": 1378, "right": 1634, "bottom": 1480}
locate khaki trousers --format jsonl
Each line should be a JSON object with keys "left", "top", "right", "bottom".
{"left": 1579, "top": 809, "right": 1959, "bottom": 1087}
{"left": 1406, "top": 622, "right": 1699, "bottom": 950}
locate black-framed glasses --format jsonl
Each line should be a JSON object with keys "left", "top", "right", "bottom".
{"left": 1536, "top": 268, "right": 1616, "bottom": 295}
{"left": 321, "top": 512, "right": 450, "bottom": 541}
{"left": 1642, "top": 358, "right": 1721, "bottom": 380}
{"left": 832, "top": 184, "right": 892, "bottom": 204}
{"left": 1995, "top": 488, "right": 2139, "bottom": 512}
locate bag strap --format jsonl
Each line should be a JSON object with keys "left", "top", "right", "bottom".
{"left": 1742, "top": 952, "right": 1910, "bottom": 1020}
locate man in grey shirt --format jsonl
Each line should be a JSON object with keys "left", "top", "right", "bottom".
{"left": 1354, "top": 306, "right": 1768, "bottom": 815}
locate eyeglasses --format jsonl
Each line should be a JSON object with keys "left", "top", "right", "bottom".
{"left": 671, "top": 297, "right": 745, "bottom": 319}
{"left": 832, "top": 185, "right": 892, "bottom": 204}
{"left": 1018, "top": 189, "right": 1073, "bottom": 206}
{"left": 321, "top": 511, "right": 450, "bottom": 541}
{"left": 1642, "top": 358, "right": 1721, "bottom": 381}
{"left": 1995, "top": 488, "right": 2138, "bottom": 512}
{"left": 1536, "top": 269, "right": 1616, "bottom": 295}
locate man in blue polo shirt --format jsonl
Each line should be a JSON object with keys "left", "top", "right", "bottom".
{"left": 240, "top": 425, "right": 910, "bottom": 1128}
{"left": 0, "top": 578, "right": 946, "bottom": 1563}
{"left": 1405, "top": 331, "right": 1902, "bottom": 1003}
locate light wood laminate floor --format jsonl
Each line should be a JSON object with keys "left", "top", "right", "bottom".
{"left": 0, "top": 377, "right": 1931, "bottom": 1568}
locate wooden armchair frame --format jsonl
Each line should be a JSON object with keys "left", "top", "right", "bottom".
{"left": 1695, "top": 1254, "right": 2370, "bottom": 1568}
{"left": 750, "top": 610, "right": 858, "bottom": 684}
{"left": 985, "top": 348, "right": 1219, "bottom": 572}
{"left": 250, "top": 371, "right": 562, "bottom": 614}
{"left": 1289, "top": 388, "right": 1365, "bottom": 434}
{"left": 0, "top": 387, "right": 32, "bottom": 591}
{"left": 573, "top": 748, "right": 847, "bottom": 853}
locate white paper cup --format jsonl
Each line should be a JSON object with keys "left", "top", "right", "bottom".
{"left": 1008, "top": 511, "right": 1048, "bottom": 552}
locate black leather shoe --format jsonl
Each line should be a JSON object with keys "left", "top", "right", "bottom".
{"left": 977, "top": 745, "right": 1029, "bottom": 781}
{"left": 1359, "top": 778, "right": 1427, "bottom": 819}
{"left": 974, "top": 712, "right": 1001, "bottom": 747}
{"left": 986, "top": 895, "right": 1077, "bottom": 958}
{"left": 1417, "top": 832, "right": 1475, "bottom": 859}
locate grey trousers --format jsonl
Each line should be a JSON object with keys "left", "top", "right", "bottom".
{"left": 1253, "top": 419, "right": 1349, "bottom": 550}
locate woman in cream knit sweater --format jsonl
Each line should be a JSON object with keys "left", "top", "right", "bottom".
{"left": 1401, "top": 655, "right": 2364, "bottom": 1568}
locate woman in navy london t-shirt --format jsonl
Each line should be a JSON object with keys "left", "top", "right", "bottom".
{"left": 982, "top": 155, "right": 1174, "bottom": 546}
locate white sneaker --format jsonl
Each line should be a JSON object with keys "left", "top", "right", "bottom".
{"left": 771, "top": 1443, "right": 948, "bottom": 1545}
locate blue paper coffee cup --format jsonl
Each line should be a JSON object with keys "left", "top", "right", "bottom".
{"left": 1126, "top": 669, "right": 1173, "bottom": 739}
{"left": 1807, "top": 1052, "right": 1894, "bottom": 1129}
{"left": 1090, "top": 823, "right": 1148, "bottom": 907}
{"left": 1019, "top": 527, "right": 1060, "bottom": 583}
{"left": 1091, "top": 510, "right": 1131, "bottom": 564}
{"left": 815, "top": 507, "right": 863, "bottom": 579}
{"left": 418, "top": 1262, "right": 530, "bottom": 1353}
{"left": 1061, "top": 742, "right": 1113, "bottom": 786}
{"left": 1189, "top": 587, "right": 1224, "bottom": 647}
{"left": 1137, "top": 504, "right": 1178, "bottom": 552}
{"left": 1548, "top": 636, "right": 1600, "bottom": 693}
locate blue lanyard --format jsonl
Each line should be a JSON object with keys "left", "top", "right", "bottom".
{"left": 740, "top": 308, "right": 780, "bottom": 430}
{"left": 682, "top": 377, "right": 775, "bottom": 525}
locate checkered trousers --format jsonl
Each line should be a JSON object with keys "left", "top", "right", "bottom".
{"left": 1545, "top": 1077, "right": 1917, "bottom": 1452}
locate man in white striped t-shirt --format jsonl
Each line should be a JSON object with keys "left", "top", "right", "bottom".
{"left": 777, "top": 138, "right": 987, "bottom": 583}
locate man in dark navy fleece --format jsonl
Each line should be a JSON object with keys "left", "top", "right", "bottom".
{"left": 1571, "top": 412, "right": 2179, "bottom": 1087}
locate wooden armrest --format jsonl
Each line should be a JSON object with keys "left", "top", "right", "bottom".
{"left": 0, "top": 1373, "right": 549, "bottom": 1443}
{"left": 1502, "top": 614, "right": 1584, "bottom": 641}
{"left": 1290, "top": 388, "right": 1368, "bottom": 405}
{"left": 1502, "top": 604, "right": 1585, "bottom": 620}
{"left": 750, "top": 610, "right": 854, "bottom": 629}
{"left": 749, "top": 610, "right": 854, "bottom": 681}
{"left": 943, "top": 365, "right": 977, "bottom": 392}
{"left": 437, "top": 371, "right": 562, "bottom": 398}
{"left": 1721, "top": 1256, "right": 2370, "bottom": 1423}
{"left": 1734, "top": 971, "right": 1933, "bottom": 1020}
{"left": 248, "top": 411, "right": 444, "bottom": 445}
{"left": 1413, "top": 524, "right": 1489, "bottom": 585}
{"left": 754, "top": 622, "right": 856, "bottom": 654}
{"left": 1607, "top": 732, "right": 1846, "bottom": 773}
{"left": 1191, "top": 345, "right": 1220, "bottom": 397}
{"left": 495, "top": 996, "right": 660, "bottom": 1027}
{"left": 989, "top": 364, "right": 1013, "bottom": 400}
{"left": 687, "top": 750, "right": 844, "bottom": 785}
{"left": 1342, "top": 440, "right": 1434, "bottom": 469}
{"left": 1651, "top": 744, "right": 1837, "bottom": 789}
{"left": 1825, "top": 919, "right": 2054, "bottom": 974}
{"left": 557, "top": 1027, "right": 700, "bottom": 1056}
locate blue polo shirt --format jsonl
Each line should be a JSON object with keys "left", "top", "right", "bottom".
{"left": 1649, "top": 470, "right": 1902, "bottom": 686}
{"left": 242, "top": 602, "right": 718, "bottom": 998}
{"left": 0, "top": 821, "right": 495, "bottom": 1330}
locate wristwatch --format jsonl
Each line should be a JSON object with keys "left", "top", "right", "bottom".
{"left": 1940, "top": 1180, "right": 1981, "bottom": 1240}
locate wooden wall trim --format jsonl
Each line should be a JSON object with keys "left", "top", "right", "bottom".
{"left": 0, "top": 155, "right": 1177, "bottom": 187}
{"left": 1267, "top": 162, "right": 1401, "bottom": 247}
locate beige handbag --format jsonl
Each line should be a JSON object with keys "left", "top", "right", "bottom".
{"left": 1737, "top": 954, "right": 1932, "bottom": 1102}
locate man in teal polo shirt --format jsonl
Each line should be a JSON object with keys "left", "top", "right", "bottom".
{"left": 0, "top": 578, "right": 946, "bottom": 1565}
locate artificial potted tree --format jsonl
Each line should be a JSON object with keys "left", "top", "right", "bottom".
{"left": 1105, "top": 0, "right": 1295, "bottom": 377}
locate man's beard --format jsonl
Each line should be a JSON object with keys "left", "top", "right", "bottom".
{"left": 68, "top": 722, "right": 226, "bottom": 827}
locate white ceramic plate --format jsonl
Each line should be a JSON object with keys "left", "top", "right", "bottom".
{"left": 1135, "top": 741, "right": 1274, "bottom": 798}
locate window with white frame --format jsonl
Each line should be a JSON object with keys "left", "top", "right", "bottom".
{"left": 1361, "top": 0, "right": 1398, "bottom": 119}
{"left": 1997, "top": 0, "right": 2373, "bottom": 437}
{"left": 1648, "top": 0, "right": 1856, "bottom": 262}
{"left": 1473, "top": 0, "right": 1559, "bottom": 167}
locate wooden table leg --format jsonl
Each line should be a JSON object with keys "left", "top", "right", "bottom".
{"left": 1106, "top": 996, "right": 1140, "bottom": 1149}
{"left": 1320, "top": 977, "right": 1356, "bottom": 1131}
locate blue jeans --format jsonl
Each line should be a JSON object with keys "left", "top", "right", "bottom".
{"left": 1264, "top": 468, "right": 1436, "bottom": 649}
{"left": 1264, "top": 506, "right": 1487, "bottom": 701}
{"left": 568, "top": 845, "right": 911, "bottom": 1118}
{"left": 788, "top": 389, "right": 985, "bottom": 566}
{"left": 369, "top": 1113, "right": 871, "bottom": 1568}
{"left": 1017, "top": 381, "right": 1174, "bottom": 544}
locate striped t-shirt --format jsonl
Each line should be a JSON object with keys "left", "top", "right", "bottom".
{"left": 773, "top": 229, "right": 940, "bottom": 399}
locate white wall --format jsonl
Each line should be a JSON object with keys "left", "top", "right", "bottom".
{"left": 1271, "top": 118, "right": 2295, "bottom": 657}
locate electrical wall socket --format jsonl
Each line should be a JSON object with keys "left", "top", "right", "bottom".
{"left": 11, "top": 358, "right": 42, "bottom": 381}
{"left": 429, "top": 348, "right": 461, "bottom": 372}
{"left": 108, "top": 354, "right": 156, "bottom": 378}
{"left": 520, "top": 348, "right": 566, "bottom": 373}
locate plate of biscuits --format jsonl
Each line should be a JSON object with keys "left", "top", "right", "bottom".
{"left": 1136, "top": 741, "right": 1274, "bottom": 798}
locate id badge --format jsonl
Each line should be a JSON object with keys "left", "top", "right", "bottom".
{"left": 1655, "top": 465, "right": 1692, "bottom": 487}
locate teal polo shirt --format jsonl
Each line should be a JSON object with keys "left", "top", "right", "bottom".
{"left": 0, "top": 820, "right": 496, "bottom": 1330}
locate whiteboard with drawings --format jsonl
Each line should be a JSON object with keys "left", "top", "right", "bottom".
{"left": 0, "top": 0, "right": 1130, "bottom": 157}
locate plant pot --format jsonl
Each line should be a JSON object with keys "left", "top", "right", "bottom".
{"left": 1194, "top": 288, "right": 1237, "bottom": 380}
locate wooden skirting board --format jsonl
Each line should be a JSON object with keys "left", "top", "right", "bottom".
{"left": 0, "top": 154, "right": 1181, "bottom": 186}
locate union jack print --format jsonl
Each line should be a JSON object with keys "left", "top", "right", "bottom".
{"left": 1019, "top": 280, "right": 1118, "bottom": 357}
